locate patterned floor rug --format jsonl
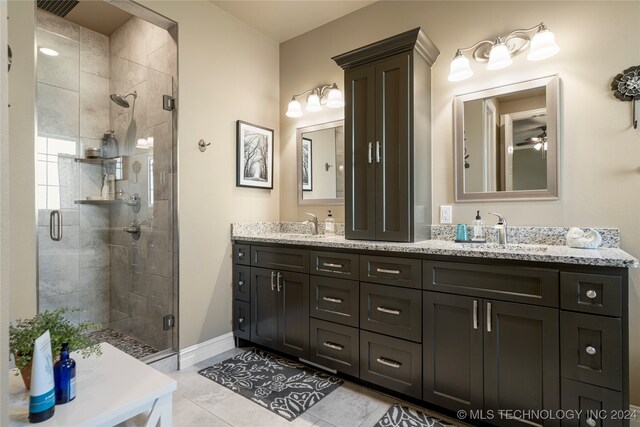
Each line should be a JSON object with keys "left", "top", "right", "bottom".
{"left": 198, "top": 349, "right": 343, "bottom": 420}
{"left": 375, "top": 404, "right": 454, "bottom": 427}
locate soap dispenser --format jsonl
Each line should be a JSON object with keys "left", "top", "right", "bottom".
{"left": 472, "top": 210, "right": 485, "bottom": 241}
{"left": 324, "top": 210, "right": 335, "bottom": 235}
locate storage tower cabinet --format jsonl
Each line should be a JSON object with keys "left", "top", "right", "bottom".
{"left": 333, "top": 28, "right": 440, "bottom": 242}
{"left": 232, "top": 243, "right": 630, "bottom": 427}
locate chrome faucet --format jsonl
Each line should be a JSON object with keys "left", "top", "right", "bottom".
{"left": 489, "top": 212, "right": 508, "bottom": 245}
{"left": 305, "top": 213, "right": 319, "bottom": 235}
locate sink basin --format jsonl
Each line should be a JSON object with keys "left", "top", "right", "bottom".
{"left": 283, "top": 233, "right": 327, "bottom": 239}
{"left": 456, "top": 242, "right": 548, "bottom": 253}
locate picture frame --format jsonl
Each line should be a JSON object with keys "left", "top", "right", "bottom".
{"left": 302, "top": 137, "right": 312, "bottom": 191}
{"left": 236, "top": 120, "right": 274, "bottom": 189}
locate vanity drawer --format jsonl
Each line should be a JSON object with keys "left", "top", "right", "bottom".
{"left": 360, "top": 330, "right": 422, "bottom": 399}
{"left": 424, "top": 261, "right": 559, "bottom": 307}
{"left": 310, "top": 251, "right": 359, "bottom": 280}
{"left": 251, "top": 246, "right": 309, "bottom": 273}
{"left": 360, "top": 282, "right": 421, "bottom": 342}
{"left": 360, "top": 255, "right": 421, "bottom": 289}
{"left": 233, "top": 300, "right": 251, "bottom": 340}
{"left": 310, "top": 276, "right": 359, "bottom": 327}
{"left": 561, "top": 312, "right": 622, "bottom": 390}
{"left": 560, "top": 272, "right": 622, "bottom": 317}
{"left": 233, "top": 264, "right": 251, "bottom": 302}
{"left": 561, "top": 378, "right": 623, "bottom": 427}
{"left": 310, "top": 318, "right": 359, "bottom": 377}
{"left": 234, "top": 244, "right": 251, "bottom": 266}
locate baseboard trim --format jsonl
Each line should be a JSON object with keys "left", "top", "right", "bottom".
{"left": 630, "top": 405, "right": 640, "bottom": 427}
{"left": 178, "top": 332, "right": 235, "bottom": 369}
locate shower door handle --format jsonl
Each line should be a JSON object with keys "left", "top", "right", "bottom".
{"left": 49, "top": 210, "right": 63, "bottom": 241}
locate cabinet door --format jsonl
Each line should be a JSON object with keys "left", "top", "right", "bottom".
{"left": 374, "top": 53, "right": 411, "bottom": 241}
{"left": 278, "top": 271, "right": 310, "bottom": 358}
{"left": 250, "top": 267, "right": 279, "bottom": 351}
{"left": 423, "top": 292, "right": 483, "bottom": 413}
{"left": 344, "top": 64, "right": 376, "bottom": 240}
{"left": 484, "top": 301, "right": 560, "bottom": 427}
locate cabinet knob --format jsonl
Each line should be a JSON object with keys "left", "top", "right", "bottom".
{"left": 585, "top": 345, "right": 597, "bottom": 355}
{"left": 586, "top": 417, "right": 597, "bottom": 427}
{"left": 238, "top": 250, "right": 244, "bottom": 258}
{"left": 238, "top": 280, "right": 244, "bottom": 287}
{"left": 238, "top": 317, "right": 245, "bottom": 324}
{"left": 586, "top": 289, "right": 597, "bottom": 299}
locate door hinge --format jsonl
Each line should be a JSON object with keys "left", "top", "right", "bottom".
{"left": 163, "top": 314, "right": 175, "bottom": 330}
{"left": 163, "top": 95, "right": 175, "bottom": 111}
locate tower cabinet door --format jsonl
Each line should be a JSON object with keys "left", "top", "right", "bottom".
{"left": 344, "top": 64, "right": 376, "bottom": 240}
{"left": 250, "top": 267, "right": 279, "bottom": 351}
{"left": 423, "top": 292, "right": 483, "bottom": 413}
{"left": 278, "top": 271, "right": 310, "bottom": 358}
{"left": 484, "top": 301, "right": 560, "bottom": 426}
{"left": 374, "top": 52, "right": 412, "bottom": 242}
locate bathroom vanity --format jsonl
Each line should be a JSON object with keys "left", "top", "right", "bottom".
{"left": 231, "top": 225, "right": 637, "bottom": 427}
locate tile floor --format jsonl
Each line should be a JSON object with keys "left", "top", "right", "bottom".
{"left": 149, "top": 347, "right": 466, "bottom": 427}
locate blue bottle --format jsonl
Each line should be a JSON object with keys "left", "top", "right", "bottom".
{"left": 53, "top": 342, "right": 76, "bottom": 405}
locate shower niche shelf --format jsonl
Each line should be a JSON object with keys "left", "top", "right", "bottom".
{"left": 59, "top": 154, "right": 127, "bottom": 164}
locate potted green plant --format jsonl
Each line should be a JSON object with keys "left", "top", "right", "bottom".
{"left": 9, "top": 308, "right": 102, "bottom": 389}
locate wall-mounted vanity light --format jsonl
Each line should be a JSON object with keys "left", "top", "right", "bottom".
{"left": 448, "top": 22, "right": 559, "bottom": 82}
{"left": 286, "top": 83, "right": 345, "bottom": 118}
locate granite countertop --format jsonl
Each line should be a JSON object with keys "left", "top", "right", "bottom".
{"left": 231, "top": 222, "right": 639, "bottom": 268}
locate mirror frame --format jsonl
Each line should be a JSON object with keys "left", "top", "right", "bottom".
{"left": 454, "top": 75, "right": 559, "bottom": 202}
{"left": 297, "top": 120, "right": 345, "bottom": 206}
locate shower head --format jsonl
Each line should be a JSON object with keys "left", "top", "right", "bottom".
{"left": 110, "top": 91, "right": 137, "bottom": 108}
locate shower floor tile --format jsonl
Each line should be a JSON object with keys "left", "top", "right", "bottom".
{"left": 89, "top": 328, "right": 159, "bottom": 360}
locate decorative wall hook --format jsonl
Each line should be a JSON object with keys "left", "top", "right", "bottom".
{"left": 198, "top": 139, "right": 211, "bottom": 152}
{"left": 611, "top": 65, "right": 640, "bottom": 129}
{"left": 324, "top": 162, "right": 333, "bottom": 171}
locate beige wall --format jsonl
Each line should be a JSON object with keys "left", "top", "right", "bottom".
{"left": 139, "top": 0, "right": 280, "bottom": 349}
{"left": 279, "top": 1, "right": 640, "bottom": 403}
{"left": 8, "top": 1, "right": 37, "bottom": 321}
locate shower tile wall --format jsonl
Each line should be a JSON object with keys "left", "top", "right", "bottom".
{"left": 108, "top": 17, "right": 177, "bottom": 351}
{"left": 36, "top": 10, "right": 111, "bottom": 326}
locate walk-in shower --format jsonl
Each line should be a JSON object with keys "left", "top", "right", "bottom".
{"left": 35, "top": 1, "right": 178, "bottom": 362}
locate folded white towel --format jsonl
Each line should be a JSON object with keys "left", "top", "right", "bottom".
{"left": 566, "top": 227, "right": 602, "bottom": 249}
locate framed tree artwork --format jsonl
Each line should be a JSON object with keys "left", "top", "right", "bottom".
{"left": 236, "top": 120, "right": 274, "bottom": 189}
{"left": 302, "top": 137, "right": 312, "bottom": 191}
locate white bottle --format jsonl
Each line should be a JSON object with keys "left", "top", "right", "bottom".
{"left": 107, "top": 174, "right": 115, "bottom": 200}
{"left": 101, "top": 175, "right": 109, "bottom": 200}
{"left": 324, "top": 210, "right": 335, "bottom": 235}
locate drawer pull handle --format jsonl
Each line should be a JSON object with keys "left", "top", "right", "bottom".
{"left": 487, "top": 302, "right": 492, "bottom": 333}
{"left": 322, "top": 296, "right": 343, "bottom": 304}
{"left": 323, "top": 262, "right": 343, "bottom": 269}
{"left": 586, "top": 345, "right": 597, "bottom": 355}
{"left": 271, "top": 271, "right": 276, "bottom": 291}
{"left": 586, "top": 417, "right": 597, "bottom": 427}
{"left": 322, "top": 341, "right": 344, "bottom": 351}
{"left": 377, "top": 306, "right": 401, "bottom": 315}
{"left": 238, "top": 317, "right": 245, "bottom": 324}
{"left": 277, "top": 272, "right": 282, "bottom": 292}
{"left": 368, "top": 142, "right": 373, "bottom": 164}
{"left": 376, "top": 357, "right": 401, "bottom": 369}
{"left": 586, "top": 289, "right": 597, "bottom": 299}
{"left": 376, "top": 267, "right": 401, "bottom": 275}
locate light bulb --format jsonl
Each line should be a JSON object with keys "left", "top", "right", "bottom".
{"left": 286, "top": 99, "right": 303, "bottom": 118}
{"left": 326, "top": 88, "right": 344, "bottom": 108}
{"left": 486, "top": 41, "right": 512, "bottom": 70}
{"left": 534, "top": 142, "right": 543, "bottom": 150}
{"left": 306, "top": 93, "right": 322, "bottom": 112}
{"left": 448, "top": 51, "right": 473, "bottom": 82}
{"left": 527, "top": 26, "right": 559, "bottom": 61}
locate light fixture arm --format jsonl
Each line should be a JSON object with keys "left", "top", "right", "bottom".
{"left": 290, "top": 83, "right": 338, "bottom": 101}
{"left": 504, "top": 22, "right": 547, "bottom": 40}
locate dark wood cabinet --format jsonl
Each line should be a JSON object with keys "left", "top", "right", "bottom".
{"left": 250, "top": 267, "right": 309, "bottom": 358}
{"left": 423, "top": 293, "right": 560, "bottom": 426}
{"left": 334, "top": 28, "right": 439, "bottom": 242}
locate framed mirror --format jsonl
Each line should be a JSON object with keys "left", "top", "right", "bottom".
{"left": 454, "top": 75, "right": 559, "bottom": 202}
{"left": 297, "top": 120, "right": 345, "bottom": 205}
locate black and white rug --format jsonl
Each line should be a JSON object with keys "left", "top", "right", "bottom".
{"left": 375, "top": 404, "right": 453, "bottom": 427}
{"left": 198, "top": 349, "right": 343, "bottom": 420}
